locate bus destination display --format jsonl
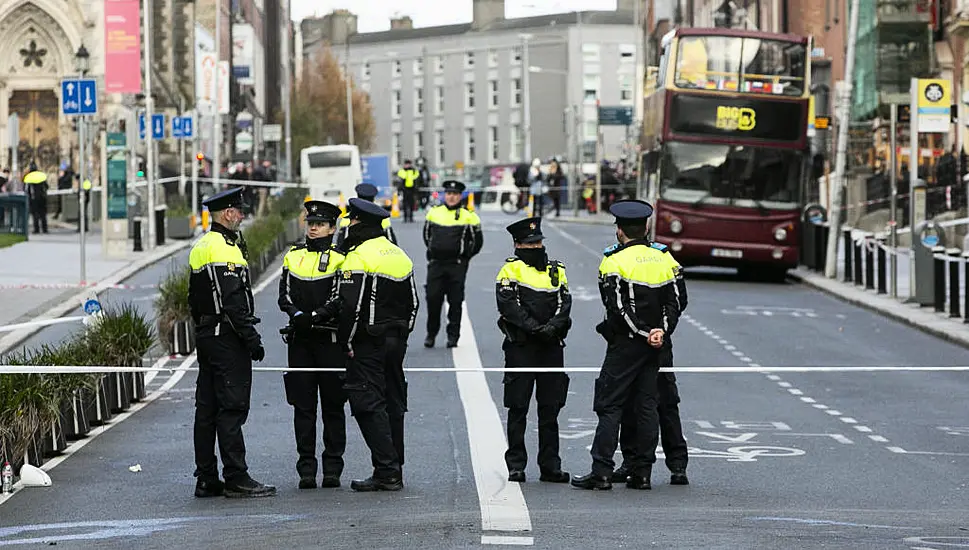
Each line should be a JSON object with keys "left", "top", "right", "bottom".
{"left": 668, "top": 94, "right": 805, "bottom": 142}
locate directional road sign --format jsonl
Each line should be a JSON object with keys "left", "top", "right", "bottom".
{"left": 172, "top": 116, "right": 184, "bottom": 138}
{"left": 598, "top": 105, "right": 634, "bottom": 126}
{"left": 138, "top": 113, "right": 146, "bottom": 140}
{"left": 181, "top": 116, "right": 194, "bottom": 139}
{"left": 151, "top": 114, "right": 165, "bottom": 140}
{"left": 61, "top": 79, "right": 98, "bottom": 115}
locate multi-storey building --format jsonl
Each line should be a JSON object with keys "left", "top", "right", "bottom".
{"left": 301, "top": 0, "right": 645, "bottom": 170}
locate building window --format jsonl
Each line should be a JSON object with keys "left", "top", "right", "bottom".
{"left": 488, "top": 50, "right": 498, "bottom": 67}
{"left": 582, "top": 43, "right": 600, "bottom": 62}
{"left": 362, "top": 62, "right": 370, "bottom": 80}
{"left": 584, "top": 120, "right": 597, "bottom": 141}
{"left": 415, "top": 132, "right": 424, "bottom": 159}
{"left": 393, "top": 90, "right": 401, "bottom": 118}
{"left": 392, "top": 132, "right": 401, "bottom": 166}
{"left": 414, "top": 58, "right": 423, "bottom": 75}
{"left": 415, "top": 87, "right": 424, "bottom": 115}
{"left": 435, "top": 56, "right": 444, "bottom": 73}
{"left": 393, "top": 60, "right": 402, "bottom": 77}
{"left": 583, "top": 75, "right": 599, "bottom": 102}
{"left": 489, "top": 80, "right": 499, "bottom": 108}
{"left": 619, "top": 44, "right": 635, "bottom": 63}
{"left": 435, "top": 86, "right": 444, "bottom": 114}
{"left": 511, "top": 47, "right": 522, "bottom": 65}
{"left": 465, "top": 128, "right": 476, "bottom": 163}
{"left": 620, "top": 75, "right": 633, "bottom": 102}
{"left": 512, "top": 78, "right": 522, "bottom": 106}
{"left": 489, "top": 126, "right": 499, "bottom": 162}
{"left": 436, "top": 130, "right": 445, "bottom": 164}
{"left": 510, "top": 125, "right": 522, "bottom": 162}
{"left": 465, "top": 52, "right": 474, "bottom": 69}
{"left": 465, "top": 82, "right": 475, "bottom": 110}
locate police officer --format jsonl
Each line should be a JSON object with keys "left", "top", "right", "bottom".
{"left": 422, "top": 180, "right": 483, "bottom": 348}
{"left": 278, "top": 200, "right": 349, "bottom": 489}
{"left": 496, "top": 217, "right": 572, "bottom": 484}
{"left": 335, "top": 198, "right": 419, "bottom": 491}
{"left": 395, "top": 159, "right": 421, "bottom": 223}
{"left": 571, "top": 199, "right": 681, "bottom": 491}
{"left": 612, "top": 242, "right": 689, "bottom": 486}
{"left": 335, "top": 183, "right": 397, "bottom": 249}
{"left": 23, "top": 163, "right": 48, "bottom": 234}
{"left": 188, "top": 186, "right": 275, "bottom": 498}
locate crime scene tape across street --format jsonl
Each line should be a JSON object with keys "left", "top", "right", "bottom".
{"left": 0, "top": 282, "right": 159, "bottom": 290}
{"left": 5, "top": 365, "right": 969, "bottom": 374}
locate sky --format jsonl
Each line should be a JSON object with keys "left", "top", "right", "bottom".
{"left": 290, "top": 0, "right": 619, "bottom": 32}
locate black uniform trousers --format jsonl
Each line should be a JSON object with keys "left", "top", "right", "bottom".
{"left": 618, "top": 344, "right": 689, "bottom": 472}
{"left": 194, "top": 331, "right": 253, "bottom": 483}
{"left": 590, "top": 338, "right": 660, "bottom": 477}
{"left": 502, "top": 341, "right": 569, "bottom": 473}
{"left": 30, "top": 198, "right": 47, "bottom": 233}
{"left": 425, "top": 261, "right": 467, "bottom": 341}
{"left": 283, "top": 333, "right": 348, "bottom": 478}
{"left": 344, "top": 329, "right": 408, "bottom": 480}
{"left": 402, "top": 188, "right": 416, "bottom": 222}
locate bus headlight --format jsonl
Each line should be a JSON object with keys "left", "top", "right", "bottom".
{"left": 669, "top": 219, "right": 683, "bottom": 234}
{"left": 773, "top": 227, "right": 787, "bottom": 241}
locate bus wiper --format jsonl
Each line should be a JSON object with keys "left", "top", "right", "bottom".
{"left": 691, "top": 192, "right": 712, "bottom": 208}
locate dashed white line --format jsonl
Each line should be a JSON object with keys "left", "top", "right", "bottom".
{"left": 869, "top": 435, "right": 889, "bottom": 443}
{"left": 767, "top": 374, "right": 781, "bottom": 381}
{"left": 800, "top": 397, "right": 816, "bottom": 403}
{"left": 778, "top": 381, "right": 793, "bottom": 388}
{"left": 840, "top": 417, "right": 858, "bottom": 424}
{"left": 812, "top": 404, "right": 829, "bottom": 410}
{"left": 825, "top": 410, "right": 843, "bottom": 416}
{"left": 855, "top": 426, "right": 873, "bottom": 433}
{"left": 788, "top": 388, "right": 804, "bottom": 396}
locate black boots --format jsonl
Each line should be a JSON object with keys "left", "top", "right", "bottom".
{"left": 350, "top": 476, "right": 403, "bottom": 492}
{"left": 194, "top": 478, "right": 225, "bottom": 498}
{"left": 224, "top": 477, "right": 277, "bottom": 498}
{"left": 570, "top": 473, "right": 612, "bottom": 490}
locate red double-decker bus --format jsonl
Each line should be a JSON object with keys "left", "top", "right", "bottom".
{"left": 642, "top": 28, "right": 812, "bottom": 279}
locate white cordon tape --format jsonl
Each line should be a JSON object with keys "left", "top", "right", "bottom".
{"left": 0, "top": 282, "right": 159, "bottom": 290}
{"left": 3, "top": 365, "right": 969, "bottom": 374}
{"left": 0, "top": 316, "right": 87, "bottom": 333}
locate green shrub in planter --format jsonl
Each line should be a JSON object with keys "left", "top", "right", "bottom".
{"left": 155, "top": 267, "right": 192, "bottom": 355}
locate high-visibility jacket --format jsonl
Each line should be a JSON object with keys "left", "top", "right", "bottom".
{"left": 396, "top": 168, "right": 420, "bottom": 188}
{"left": 23, "top": 170, "right": 48, "bottom": 201}
{"left": 597, "top": 239, "right": 680, "bottom": 341}
{"left": 647, "top": 241, "right": 688, "bottom": 312}
{"left": 278, "top": 238, "right": 346, "bottom": 330}
{"left": 422, "top": 204, "right": 483, "bottom": 262}
{"left": 335, "top": 234, "right": 419, "bottom": 350}
{"left": 496, "top": 254, "right": 572, "bottom": 344}
{"left": 188, "top": 223, "right": 259, "bottom": 345}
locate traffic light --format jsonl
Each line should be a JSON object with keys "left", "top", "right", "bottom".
{"left": 196, "top": 152, "right": 204, "bottom": 161}
{"left": 136, "top": 160, "right": 146, "bottom": 178}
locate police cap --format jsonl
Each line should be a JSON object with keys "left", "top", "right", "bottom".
{"left": 355, "top": 183, "right": 378, "bottom": 201}
{"left": 442, "top": 180, "right": 466, "bottom": 194}
{"left": 347, "top": 197, "right": 390, "bottom": 225}
{"left": 506, "top": 217, "right": 543, "bottom": 244}
{"left": 203, "top": 186, "right": 247, "bottom": 212}
{"left": 304, "top": 200, "right": 341, "bottom": 223}
{"left": 609, "top": 199, "right": 653, "bottom": 224}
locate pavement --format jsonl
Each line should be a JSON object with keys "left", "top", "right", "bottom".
{"left": 0, "top": 225, "right": 196, "bottom": 355}
{"left": 1, "top": 212, "right": 968, "bottom": 549}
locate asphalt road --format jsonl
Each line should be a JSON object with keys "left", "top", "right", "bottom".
{"left": 1, "top": 211, "right": 968, "bottom": 549}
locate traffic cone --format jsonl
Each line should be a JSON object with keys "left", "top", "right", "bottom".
{"left": 467, "top": 192, "right": 475, "bottom": 212}
{"left": 391, "top": 192, "right": 401, "bottom": 218}
{"left": 201, "top": 207, "right": 210, "bottom": 232}
{"left": 526, "top": 194, "right": 534, "bottom": 217}
{"left": 304, "top": 194, "right": 312, "bottom": 203}
{"left": 338, "top": 192, "right": 346, "bottom": 216}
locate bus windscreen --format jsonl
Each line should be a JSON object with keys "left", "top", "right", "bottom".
{"left": 307, "top": 151, "right": 352, "bottom": 168}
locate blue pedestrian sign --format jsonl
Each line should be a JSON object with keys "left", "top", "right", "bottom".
{"left": 172, "top": 116, "right": 184, "bottom": 138}
{"left": 181, "top": 116, "right": 194, "bottom": 139}
{"left": 138, "top": 113, "right": 146, "bottom": 140}
{"left": 151, "top": 114, "right": 165, "bottom": 140}
{"left": 61, "top": 78, "right": 98, "bottom": 116}
{"left": 83, "top": 298, "right": 102, "bottom": 315}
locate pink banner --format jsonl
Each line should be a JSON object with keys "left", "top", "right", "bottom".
{"left": 104, "top": 0, "right": 141, "bottom": 93}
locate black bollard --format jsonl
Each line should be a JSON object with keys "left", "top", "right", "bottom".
{"left": 864, "top": 237, "right": 875, "bottom": 290}
{"left": 843, "top": 228, "right": 853, "bottom": 282}
{"left": 877, "top": 238, "right": 887, "bottom": 294}
{"left": 963, "top": 251, "right": 969, "bottom": 324}
{"left": 853, "top": 237, "right": 863, "bottom": 286}
{"left": 949, "top": 248, "right": 961, "bottom": 318}
{"left": 133, "top": 218, "right": 143, "bottom": 252}
{"left": 934, "top": 248, "right": 946, "bottom": 313}
{"left": 815, "top": 224, "right": 827, "bottom": 271}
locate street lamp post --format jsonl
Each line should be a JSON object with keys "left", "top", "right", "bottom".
{"left": 345, "top": 24, "right": 355, "bottom": 146}
{"left": 521, "top": 34, "right": 532, "bottom": 162}
{"left": 75, "top": 44, "right": 90, "bottom": 283}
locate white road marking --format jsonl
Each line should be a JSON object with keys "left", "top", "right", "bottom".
{"left": 825, "top": 410, "right": 843, "bottom": 416}
{"left": 868, "top": 435, "right": 889, "bottom": 442}
{"left": 886, "top": 447, "right": 969, "bottom": 457}
{"left": 778, "top": 382, "right": 792, "bottom": 388}
{"left": 788, "top": 388, "right": 803, "bottom": 396}
{"left": 143, "top": 356, "right": 171, "bottom": 386}
{"left": 812, "top": 404, "right": 828, "bottom": 409}
{"left": 482, "top": 535, "right": 535, "bottom": 546}
{"left": 854, "top": 426, "right": 873, "bottom": 433}
{"left": 452, "top": 306, "right": 533, "bottom": 538}
{"left": 800, "top": 397, "right": 816, "bottom": 403}
{"left": 840, "top": 417, "right": 857, "bottom": 424}
{"left": 767, "top": 374, "right": 781, "bottom": 381}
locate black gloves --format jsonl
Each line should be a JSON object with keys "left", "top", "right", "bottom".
{"left": 536, "top": 324, "right": 559, "bottom": 342}
{"left": 312, "top": 297, "right": 344, "bottom": 322}
{"left": 249, "top": 342, "right": 265, "bottom": 362}
{"left": 292, "top": 311, "right": 313, "bottom": 332}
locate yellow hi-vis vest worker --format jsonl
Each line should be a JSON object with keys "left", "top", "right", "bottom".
{"left": 495, "top": 256, "right": 572, "bottom": 344}
{"left": 648, "top": 241, "right": 688, "bottom": 313}
{"left": 335, "top": 235, "right": 419, "bottom": 351}
{"left": 396, "top": 168, "right": 419, "bottom": 188}
{"left": 188, "top": 224, "right": 259, "bottom": 345}
{"left": 597, "top": 240, "right": 680, "bottom": 341}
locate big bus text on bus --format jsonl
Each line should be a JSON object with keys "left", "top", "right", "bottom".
{"left": 642, "top": 28, "right": 812, "bottom": 277}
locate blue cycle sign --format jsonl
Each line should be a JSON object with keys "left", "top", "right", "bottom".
{"left": 83, "top": 299, "right": 102, "bottom": 315}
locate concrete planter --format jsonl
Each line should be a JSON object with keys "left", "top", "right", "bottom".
{"left": 171, "top": 319, "right": 195, "bottom": 356}
{"left": 82, "top": 378, "right": 113, "bottom": 426}
{"left": 167, "top": 215, "right": 194, "bottom": 240}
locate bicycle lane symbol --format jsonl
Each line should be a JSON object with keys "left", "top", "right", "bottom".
{"left": 583, "top": 444, "right": 806, "bottom": 461}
